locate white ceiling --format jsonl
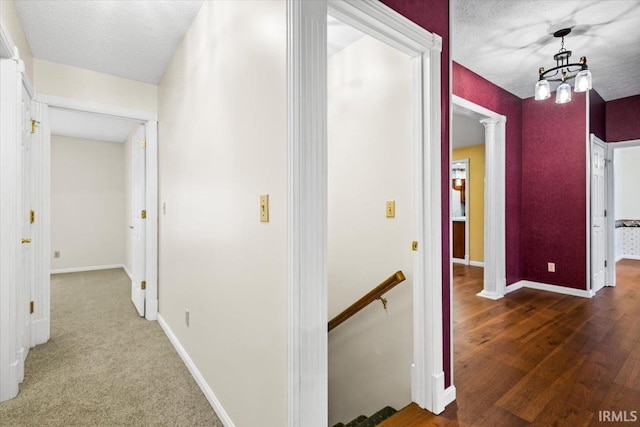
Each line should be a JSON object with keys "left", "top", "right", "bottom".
{"left": 15, "top": 0, "right": 204, "bottom": 84}
{"left": 50, "top": 109, "right": 140, "bottom": 143}
{"left": 452, "top": 112, "right": 485, "bottom": 149}
{"left": 453, "top": 0, "right": 640, "bottom": 101}
{"left": 328, "top": 15, "right": 364, "bottom": 57}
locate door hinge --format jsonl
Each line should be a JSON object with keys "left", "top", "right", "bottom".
{"left": 141, "top": 210, "right": 147, "bottom": 219}
{"left": 140, "top": 139, "right": 147, "bottom": 149}
{"left": 604, "top": 210, "right": 607, "bottom": 217}
{"left": 605, "top": 260, "right": 608, "bottom": 268}
{"left": 30, "top": 301, "right": 34, "bottom": 314}
{"left": 411, "top": 241, "right": 418, "bottom": 251}
{"left": 30, "top": 210, "right": 35, "bottom": 223}
{"left": 141, "top": 281, "right": 146, "bottom": 290}
{"left": 31, "top": 120, "right": 40, "bottom": 133}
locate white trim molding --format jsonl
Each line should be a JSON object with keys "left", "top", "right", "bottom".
{"left": 157, "top": 315, "right": 235, "bottom": 427}
{"left": 506, "top": 280, "right": 594, "bottom": 298}
{"left": 51, "top": 264, "right": 127, "bottom": 274}
{"left": 469, "top": 260, "right": 484, "bottom": 268}
{"left": 0, "top": 55, "right": 21, "bottom": 402}
{"left": 451, "top": 95, "right": 507, "bottom": 302}
{"left": 287, "top": 1, "right": 328, "bottom": 426}
{"left": 0, "top": 16, "right": 15, "bottom": 59}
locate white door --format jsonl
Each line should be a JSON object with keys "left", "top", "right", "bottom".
{"left": 591, "top": 138, "right": 607, "bottom": 293}
{"left": 18, "top": 85, "right": 33, "bottom": 371}
{"left": 131, "top": 125, "right": 146, "bottom": 316}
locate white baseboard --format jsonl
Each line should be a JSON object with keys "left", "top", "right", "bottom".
{"left": 443, "top": 385, "right": 456, "bottom": 407}
{"left": 615, "top": 254, "right": 625, "bottom": 263}
{"left": 122, "top": 264, "right": 133, "bottom": 281}
{"left": 452, "top": 258, "right": 467, "bottom": 265}
{"left": 469, "top": 260, "right": 484, "bottom": 267}
{"left": 504, "top": 281, "right": 524, "bottom": 294}
{"left": 476, "top": 289, "right": 504, "bottom": 300}
{"left": 51, "top": 264, "right": 125, "bottom": 274}
{"left": 619, "top": 254, "right": 640, "bottom": 261}
{"left": 509, "top": 280, "right": 594, "bottom": 298}
{"left": 31, "top": 318, "right": 49, "bottom": 346}
{"left": 157, "top": 314, "right": 235, "bottom": 427}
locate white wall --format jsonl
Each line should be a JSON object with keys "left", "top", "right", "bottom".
{"left": 614, "top": 146, "right": 640, "bottom": 220}
{"left": 157, "top": 2, "right": 287, "bottom": 426}
{"left": 328, "top": 35, "right": 413, "bottom": 424}
{"left": 34, "top": 59, "right": 157, "bottom": 112}
{"left": 51, "top": 136, "right": 126, "bottom": 271}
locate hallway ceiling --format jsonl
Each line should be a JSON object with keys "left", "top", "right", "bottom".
{"left": 453, "top": 0, "right": 640, "bottom": 101}
{"left": 15, "top": 0, "right": 203, "bottom": 84}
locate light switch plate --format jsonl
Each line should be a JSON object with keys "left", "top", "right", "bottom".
{"left": 548, "top": 262, "right": 555, "bottom": 272}
{"left": 260, "top": 194, "right": 269, "bottom": 222}
{"left": 386, "top": 200, "right": 395, "bottom": 218}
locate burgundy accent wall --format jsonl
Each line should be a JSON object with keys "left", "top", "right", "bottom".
{"left": 606, "top": 95, "right": 640, "bottom": 142}
{"left": 589, "top": 89, "right": 606, "bottom": 141}
{"left": 521, "top": 92, "right": 587, "bottom": 289}
{"left": 380, "top": 0, "right": 452, "bottom": 387}
{"left": 452, "top": 62, "right": 523, "bottom": 286}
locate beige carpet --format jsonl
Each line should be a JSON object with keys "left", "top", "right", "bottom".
{"left": 0, "top": 268, "right": 223, "bottom": 426}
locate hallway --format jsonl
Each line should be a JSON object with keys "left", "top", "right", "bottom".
{"left": 0, "top": 269, "right": 221, "bottom": 426}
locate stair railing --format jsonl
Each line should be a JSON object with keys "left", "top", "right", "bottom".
{"left": 328, "top": 270, "right": 406, "bottom": 332}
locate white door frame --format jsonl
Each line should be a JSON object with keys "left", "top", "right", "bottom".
{"left": 451, "top": 95, "right": 507, "bottom": 299}
{"left": 288, "top": 1, "right": 444, "bottom": 424}
{"left": 451, "top": 158, "right": 470, "bottom": 265}
{"left": 589, "top": 134, "right": 608, "bottom": 293}
{"left": 42, "top": 95, "right": 159, "bottom": 321}
{"left": 604, "top": 138, "right": 640, "bottom": 287}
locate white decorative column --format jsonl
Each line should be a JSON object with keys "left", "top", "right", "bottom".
{"left": 477, "top": 118, "right": 507, "bottom": 300}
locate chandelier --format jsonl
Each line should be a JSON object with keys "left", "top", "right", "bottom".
{"left": 534, "top": 28, "right": 592, "bottom": 104}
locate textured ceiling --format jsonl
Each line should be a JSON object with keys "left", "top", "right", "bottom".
{"left": 15, "top": 0, "right": 203, "bottom": 84}
{"left": 453, "top": 0, "right": 640, "bottom": 101}
{"left": 50, "top": 109, "right": 139, "bottom": 143}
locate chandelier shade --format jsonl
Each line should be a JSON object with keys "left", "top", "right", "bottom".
{"left": 534, "top": 28, "right": 591, "bottom": 104}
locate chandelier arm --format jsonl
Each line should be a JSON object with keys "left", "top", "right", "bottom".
{"left": 539, "top": 62, "right": 588, "bottom": 81}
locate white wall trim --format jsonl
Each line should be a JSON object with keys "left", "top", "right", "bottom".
{"left": 287, "top": 2, "right": 328, "bottom": 425}
{"left": 122, "top": 264, "right": 133, "bottom": 281}
{"left": 443, "top": 385, "right": 456, "bottom": 407}
{"left": 45, "top": 95, "right": 157, "bottom": 122}
{"left": 507, "top": 280, "right": 594, "bottom": 298}
{"left": 452, "top": 258, "right": 466, "bottom": 265}
{"left": 289, "top": 0, "right": 445, "bottom": 422}
{"left": 451, "top": 96, "right": 507, "bottom": 302}
{"left": 157, "top": 314, "right": 235, "bottom": 427}
{"left": 469, "top": 260, "right": 484, "bottom": 268}
{"left": 619, "top": 255, "right": 640, "bottom": 261}
{"left": 51, "top": 264, "right": 126, "bottom": 274}
{"left": 0, "top": 56, "right": 21, "bottom": 402}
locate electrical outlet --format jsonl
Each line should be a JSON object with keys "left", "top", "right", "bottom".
{"left": 185, "top": 309, "right": 190, "bottom": 327}
{"left": 548, "top": 262, "right": 555, "bottom": 273}
{"left": 54, "top": 251, "right": 60, "bottom": 259}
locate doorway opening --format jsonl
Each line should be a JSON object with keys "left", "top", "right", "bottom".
{"left": 451, "top": 95, "right": 506, "bottom": 300}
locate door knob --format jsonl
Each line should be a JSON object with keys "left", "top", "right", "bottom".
{"left": 21, "top": 238, "right": 31, "bottom": 244}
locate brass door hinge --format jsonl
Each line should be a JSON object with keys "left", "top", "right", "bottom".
{"left": 140, "top": 139, "right": 147, "bottom": 149}
{"left": 141, "top": 210, "right": 147, "bottom": 219}
{"left": 141, "top": 281, "right": 146, "bottom": 290}
{"left": 411, "top": 241, "right": 418, "bottom": 251}
{"left": 30, "top": 210, "right": 35, "bottom": 224}
{"left": 30, "top": 301, "right": 34, "bottom": 314}
{"left": 31, "top": 120, "right": 40, "bottom": 133}
{"left": 21, "top": 238, "right": 31, "bottom": 244}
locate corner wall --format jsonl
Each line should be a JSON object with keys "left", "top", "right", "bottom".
{"left": 606, "top": 95, "right": 640, "bottom": 142}
{"left": 51, "top": 136, "right": 125, "bottom": 270}
{"left": 157, "top": 2, "right": 287, "bottom": 425}
{"left": 521, "top": 92, "right": 588, "bottom": 289}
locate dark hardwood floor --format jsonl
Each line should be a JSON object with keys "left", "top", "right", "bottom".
{"left": 381, "top": 259, "right": 640, "bottom": 426}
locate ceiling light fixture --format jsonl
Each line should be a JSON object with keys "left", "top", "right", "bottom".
{"left": 534, "top": 28, "right": 592, "bottom": 104}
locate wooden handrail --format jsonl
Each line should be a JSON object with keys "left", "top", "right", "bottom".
{"left": 328, "top": 270, "right": 406, "bottom": 332}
